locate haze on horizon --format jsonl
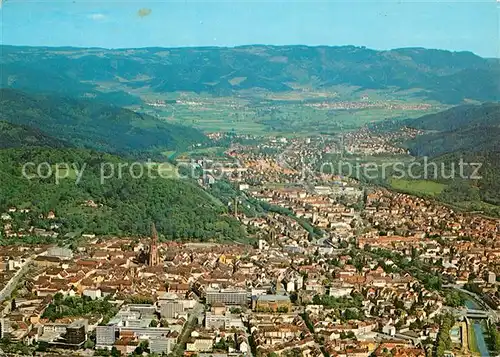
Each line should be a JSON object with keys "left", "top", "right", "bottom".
{"left": 1, "top": 0, "right": 499, "bottom": 58}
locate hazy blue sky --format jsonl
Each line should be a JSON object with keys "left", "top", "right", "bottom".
{"left": 1, "top": 0, "right": 499, "bottom": 57}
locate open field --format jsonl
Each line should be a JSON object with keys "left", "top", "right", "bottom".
{"left": 183, "top": 147, "right": 227, "bottom": 157}
{"left": 390, "top": 178, "right": 447, "bottom": 196}
{"left": 161, "top": 151, "right": 177, "bottom": 159}
{"left": 447, "top": 200, "right": 500, "bottom": 218}
{"left": 150, "top": 101, "right": 439, "bottom": 135}
{"left": 93, "top": 83, "right": 442, "bottom": 135}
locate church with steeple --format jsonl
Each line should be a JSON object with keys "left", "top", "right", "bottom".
{"left": 148, "top": 223, "right": 160, "bottom": 266}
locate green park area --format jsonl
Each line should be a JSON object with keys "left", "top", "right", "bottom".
{"left": 390, "top": 178, "right": 447, "bottom": 196}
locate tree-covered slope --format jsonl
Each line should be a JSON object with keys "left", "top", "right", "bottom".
{"left": 0, "top": 61, "right": 142, "bottom": 106}
{"left": 0, "top": 121, "right": 69, "bottom": 149}
{"left": 405, "top": 126, "right": 500, "bottom": 157}
{"left": 0, "top": 148, "right": 246, "bottom": 241}
{"left": 405, "top": 102, "right": 500, "bottom": 132}
{"left": 1, "top": 45, "right": 499, "bottom": 104}
{"left": 0, "top": 89, "right": 209, "bottom": 155}
{"left": 402, "top": 103, "right": 500, "bottom": 156}
{"left": 383, "top": 103, "right": 500, "bottom": 215}
{"left": 434, "top": 151, "right": 500, "bottom": 208}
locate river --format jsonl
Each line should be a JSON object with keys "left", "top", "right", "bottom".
{"left": 465, "top": 299, "right": 490, "bottom": 357}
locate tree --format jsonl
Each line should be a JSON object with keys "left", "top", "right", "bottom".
{"left": 213, "top": 337, "right": 228, "bottom": 351}
{"left": 444, "top": 291, "right": 464, "bottom": 308}
{"left": 133, "top": 340, "right": 149, "bottom": 355}
{"left": 0, "top": 148, "right": 249, "bottom": 243}
{"left": 84, "top": 339, "right": 95, "bottom": 349}
{"left": 434, "top": 314, "right": 454, "bottom": 357}
{"left": 284, "top": 348, "right": 302, "bottom": 357}
{"left": 464, "top": 282, "right": 482, "bottom": 295}
{"left": 277, "top": 306, "right": 289, "bottom": 313}
{"left": 54, "top": 292, "right": 64, "bottom": 304}
{"left": 111, "top": 346, "right": 122, "bottom": 357}
{"left": 36, "top": 341, "right": 50, "bottom": 352}
{"left": 343, "top": 308, "right": 360, "bottom": 321}
{"left": 488, "top": 322, "right": 500, "bottom": 353}
{"left": 394, "top": 298, "right": 405, "bottom": 310}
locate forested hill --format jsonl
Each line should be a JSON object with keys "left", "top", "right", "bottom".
{"left": 2, "top": 45, "right": 499, "bottom": 104}
{"left": 0, "top": 121, "right": 70, "bottom": 149}
{"left": 401, "top": 103, "right": 500, "bottom": 157}
{"left": 388, "top": 103, "right": 500, "bottom": 213}
{"left": 0, "top": 89, "right": 209, "bottom": 155}
{"left": 0, "top": 148, "right": 246, "bottom": 242}
{"left": 436, "top": 151, "right": 500, "bottom": 208}
{"left": 405, "top": 102, "right": 500, "bottom": 132}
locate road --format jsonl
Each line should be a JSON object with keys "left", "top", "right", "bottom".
{"left": 171, "top": 302, "right": 204, "bottom": 356}
{"left": 0, "top": 258, "right": 32, "bottom": 303}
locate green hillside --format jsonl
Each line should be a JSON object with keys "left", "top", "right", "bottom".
{"left": 401, "top": 103, "right": 500, "bottom": 156}
{"left": 381, "top": 103, "right": 500, "bottom": 216}
{"left": 434, "top": 151, "right": 500, "bottom": 209}
{"left": 405, "top": 102, "right": 500, "bottom": 131}
{"left": 0, "top": 121, "right": 69, "bottom": 149}
{"left": 0, "top": 89, "right": 209, "bottom": 155}
{"left": 405, "top": 126, "right": 500, "bottom": 157}
{"left": 0, "top": 148, "right": 246, "bottom": 242}
{"left": 0, "top": 61, "right": 142, "bottom": 106}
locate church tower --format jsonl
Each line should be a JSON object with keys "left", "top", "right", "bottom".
{"left": 149, "top": 223, "right": 160, "bottom": 266}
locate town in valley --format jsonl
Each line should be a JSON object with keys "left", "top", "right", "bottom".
{"left": 1, "top": 2, "right": 499, "bottom": 357}
{"left": 1, "top": 131, "right": 500, "bottom": 357}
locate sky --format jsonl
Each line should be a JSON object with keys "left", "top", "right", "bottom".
{"left": 1, "top": 0, "right": 499, "bottom": 58}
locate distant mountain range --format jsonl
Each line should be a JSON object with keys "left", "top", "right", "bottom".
{"left": 0, "top": 89, "right": 209, "bottom": 155}
{"left": 0, "top": 44, "right": 498, "bottom": 235}
{"left": 1, "top": 45, "right": 499, "bottom": 104}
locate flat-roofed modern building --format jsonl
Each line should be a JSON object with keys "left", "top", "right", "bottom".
{"left": 205, "top": 287, "right": 248, "bottom": 306}
{"left": 149, "top": 334, "right": 177, "bottom": 355}
{"left": 65, "top": 320, "right": 86, "bottom": 346}
{"left": 0, "top": 318, "right": 10, "bottom": 339}
{"left": 96, "top": 304, "right": 181, "bottom": 349}
{"left": 160, "top": 300, "right": 184, "bottom": 318}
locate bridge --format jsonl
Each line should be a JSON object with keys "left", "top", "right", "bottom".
{"left": 453, "top": 308, "right": 490, "bottom": 319}
{"left": 466, "top": 309, "right": 489, "bottom": 317}
{"left": 443, "top": 285, "right": 500, "bottom": 323}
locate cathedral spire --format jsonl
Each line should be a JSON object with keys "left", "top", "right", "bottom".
{"left": 149, "top": 223, "right": 160, "bottom": 266}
